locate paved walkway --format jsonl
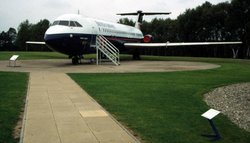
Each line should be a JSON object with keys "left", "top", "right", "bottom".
{"left": 22, "top": 72, "right": 139, "bottom": 143}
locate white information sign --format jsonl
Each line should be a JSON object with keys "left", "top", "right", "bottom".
{"left": 9, "top": 55, "right": 19, "bottom": 67}
{"left": 201, "top": 109, "right": 220, "bottom": 120}
{"left": 10, "top": 55, "right": 19, "bottom": 61}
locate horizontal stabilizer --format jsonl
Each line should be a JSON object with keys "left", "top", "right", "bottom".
{"left": 117, "top": 11, "right": 171, "bottom": 16}
{"left": 26, "top": 41, "right": 46, "bottom": 45}
{"left": 124, "top": 41, "right": 242, "bottom": 48}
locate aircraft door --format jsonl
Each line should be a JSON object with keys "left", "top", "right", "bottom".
{"left": 90, "top": 26, "right": 98, "bottom": 47}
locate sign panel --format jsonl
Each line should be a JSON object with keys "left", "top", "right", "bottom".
{"left": 201, "top": 109, "right": 220, "bottom": 120}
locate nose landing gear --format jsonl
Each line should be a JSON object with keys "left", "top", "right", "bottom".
{"left": 71, "top": 55, "right": 83, "bottom": 64}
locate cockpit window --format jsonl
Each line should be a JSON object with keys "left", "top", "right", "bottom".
{"left": 70, "top": 21, "right": 76, "bottom": 27}
{"left": 59, "top": 21, "right": 69, "bottom": 26}
{"left": 52, "top": 21, "right": 59, "bottom": 26}
{"left": 74, "top": 21, "right": 82, "bottom": 27}
{"left": 52, "top": 20, "right": 83, "bottom": 27}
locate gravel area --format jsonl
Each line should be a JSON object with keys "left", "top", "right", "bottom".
{"left": 204, "top": 83, "right": 250, "bottom": 132}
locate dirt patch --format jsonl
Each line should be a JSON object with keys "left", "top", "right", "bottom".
{"left": 13, "top": 108, "right": 24, "bottom": 139}
{"left": 0, "top": 59, "right": 220, "bottom": 73}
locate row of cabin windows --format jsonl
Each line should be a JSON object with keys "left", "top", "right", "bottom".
{"left": 101, "top": 28, "right": 143, "bottom": 38}
{"left": 52, "top": 20, "right": 83, "bottom": 27}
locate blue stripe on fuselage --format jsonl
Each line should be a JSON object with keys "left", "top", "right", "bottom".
{"left": 44, "top": 33, "right": 142, "bottom": 56}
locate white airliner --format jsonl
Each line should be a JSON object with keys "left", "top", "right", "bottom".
{"left": 27, "top": 11, "right": 242, "bottom": 64}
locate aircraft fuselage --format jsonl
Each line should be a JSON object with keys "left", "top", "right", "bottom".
{"left": 44, "top": 14, "right": 143, "bottom": 57}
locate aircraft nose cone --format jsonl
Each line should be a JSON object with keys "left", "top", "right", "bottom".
{"left": 44, "top": 26, "right": 62, "bottom": 43}
{"left": 44, "top": 27, "right": 53, "bottom": 42}
{"left": 45, "top": 27, "right": 54, "bottom": 35}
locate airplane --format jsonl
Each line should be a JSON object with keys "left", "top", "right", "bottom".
{"left": 27, "top": 10, "right": 242, "bottom": 64}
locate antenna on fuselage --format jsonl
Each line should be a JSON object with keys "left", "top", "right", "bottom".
{"left": 78, "top": 9, "right": 80, "bottom": 15}
{"left": 117, "top": 10, "right": 171, "bottom": 29}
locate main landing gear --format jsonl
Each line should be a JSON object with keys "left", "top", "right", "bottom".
{"left": 132, "top": 49, "right": 141, "bottom": 60}
{"left": 70, "top": 55, "right": 83, "bottom": 65}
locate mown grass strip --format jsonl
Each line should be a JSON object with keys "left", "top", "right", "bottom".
{"left": 0, "top": 72, "right": 28, "bottom": 143}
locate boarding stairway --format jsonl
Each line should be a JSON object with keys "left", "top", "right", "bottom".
{"left": 95, "top": 35, "right": 120, "bottom": 66}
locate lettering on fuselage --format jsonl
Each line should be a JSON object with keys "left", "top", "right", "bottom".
{"left": 95, "top": 21, "right": 143, "bottom": 38}
{"left": 95, "top": 21, "right": 115, "bottom": 29}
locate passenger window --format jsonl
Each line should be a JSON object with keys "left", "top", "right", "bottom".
{"left": 59, "top": 21, "right": 69, "bottom": 26}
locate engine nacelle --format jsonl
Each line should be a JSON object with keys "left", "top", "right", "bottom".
{"left": 143, "top": 34, "right": 153, "bottom": 43}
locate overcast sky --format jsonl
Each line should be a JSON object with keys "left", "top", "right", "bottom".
{"left": 0, "top": 0, "right": 229, "bottom": 32}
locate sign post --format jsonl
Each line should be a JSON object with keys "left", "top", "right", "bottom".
{"left": 9, "top": 55, "right": 19, "bottom": 67}
{"left": 201, "top": 109, "right": 221, "bottom": 140}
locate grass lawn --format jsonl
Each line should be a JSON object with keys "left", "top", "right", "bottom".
{"left": 0, "top": 72, "right": 28, "bottom": 143}
{"left": 1, "top": 51, "right": 250, "bottom": 142}
{"left": 69, "top": 57, "right": 250, "bottom": 143}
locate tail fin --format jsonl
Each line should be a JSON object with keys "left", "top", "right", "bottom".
{"left": 117, "top": 10, "right": 171, "bottom": 29}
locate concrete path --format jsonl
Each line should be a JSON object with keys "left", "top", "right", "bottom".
{"left": 22, "top": 72, "right": 139, "bottom": 143}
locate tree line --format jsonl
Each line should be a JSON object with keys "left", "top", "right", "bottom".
{"left": 0, "top": 19, "right": 50, "bottom": 51}
{"left": 120, "top": 0, "right": 250, "bottom": 58}
{"left": 0, "top": 0, "right": 249, "bottom": 58}
{"left": 16, "top": 19, "right": 50, "bottom": 51}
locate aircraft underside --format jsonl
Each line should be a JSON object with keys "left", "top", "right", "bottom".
{"left": 45, "top": 33, "right": 142, "bottom": 64}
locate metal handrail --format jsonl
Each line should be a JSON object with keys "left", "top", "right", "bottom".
{"left": 96, "top": 35, "right": 120, "bottom": 66}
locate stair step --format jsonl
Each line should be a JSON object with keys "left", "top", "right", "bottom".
{"left": 90, "top": 44, "right": 96, "bottom": 48}
{"left": 96, "top": 35, "right": 120, "bottom": 66}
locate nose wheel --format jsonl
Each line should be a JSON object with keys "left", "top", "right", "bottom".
{"left": 72, "top": 56, "right": 83, "bottom": 64}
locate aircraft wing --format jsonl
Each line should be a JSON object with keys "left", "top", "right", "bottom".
{"left": 124, "top": 41, "right": 242, "bottom": 48}
{"left": 26, "top": 41, "right": 46, "bottom": 45}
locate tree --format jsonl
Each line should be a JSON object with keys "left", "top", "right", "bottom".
{"left": 228, "top": 0, "right": 250, "bottom": 58}
{"left": 7, "top": 28, "right": 17, "bottom": 43}
{"left": 118, "top": 18, "right": 135, "bottom": 26}
{"left": 30, "top": 19, "right": 50, "bottom": 41}
{"left": 15, "top": 19, "right": 50, "bottom": 51}
{"left": 15, "top": 20, "right": 32, "bottom": 51}
{"left": 0, "top": 31, "right": 8, "bottom": 50}
{"left": 0, "top": 28, "right": 17, "bottom": 51}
